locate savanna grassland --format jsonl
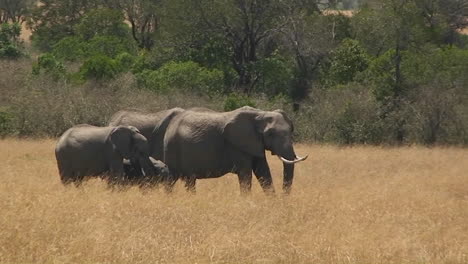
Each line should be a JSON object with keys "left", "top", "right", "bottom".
{"left": 1, "top": 139, "right": 467, "bottom": 264}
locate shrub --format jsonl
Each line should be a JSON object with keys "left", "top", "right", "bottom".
{"left": 32, "top": 53, "right": 67, "bottom": 80}
{"left": 0, "top": 109, "right": 14, "bottom": 137}
{"left": 224, "top": 93, "right": 256, "bottom": 111}
{"left": 79, "top": 55, "right": 120, "bottom": 80}
{"left": 136, "top": 61, "right": 225, "bottom": 94}
{"left": 52, "top": 36, "right": 86, "bottom": 61}
{"left": 0, "top": 22, "right": 23, "bottom": 59}
{"left": 85, "top": 36, "right": 136, "bottom": 58}
{"left": 116, "top": 52, "right": 136, "bottom": 72}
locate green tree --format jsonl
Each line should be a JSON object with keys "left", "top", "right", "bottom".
{"left": 29, "top": 0, "right": 101, "bottom": 50}
{"left": 322, "top": 38, "right": 370, "bottom": 86}
{"left": 111, "top": 0, "right": 161, "bottom": 50}
{"left": 0, "top": 0, "right": 33, "bottom": 23}
{"left": 75, "top": 8, "right": 129, "bottom": 41}
{"left": 280, "top": 3, "right": 352, "bottom": 100}
{"left": 163, "top": 0, "right": 291, "bottom": 93}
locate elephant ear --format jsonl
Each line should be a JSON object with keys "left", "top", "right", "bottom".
{"left": 110, "top": 126, "right": 133, "bottom": 159}
{"left": 274, "top": 109, "right": 294, "bottom": 132}
{"left": 223, "top": 111, "right": 265, "bottom": 158}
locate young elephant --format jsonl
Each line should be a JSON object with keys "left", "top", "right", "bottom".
{"left": 123, "top": 157, "right": 171, "bottom": 188}
{"left": 55, "top": 124, "right": 157, "bottom": 186}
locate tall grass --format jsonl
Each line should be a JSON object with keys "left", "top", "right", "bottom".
{"left": 1, "top": 139, "right": 467, "bottom": 263}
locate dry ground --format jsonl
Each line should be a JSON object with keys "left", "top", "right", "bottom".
{"left": 0, "top": 139, "right": 467, "bottom": 264}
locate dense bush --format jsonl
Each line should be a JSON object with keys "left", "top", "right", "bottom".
{"left": 32, "top": 53, "right": 67, "bottom": 80}
{"left": 79, "top": 55, "right": 120, "bottom": 80}
{"left": 0, "top": 109, "right": 14, "bottom": 137}
{"left": 223, "top": 93, "right": 256, "bottom": 111}
{"left": 52, "top": 36, "right": 86, "bottom": 61}
{"left": 136, "top": 61, "right": 225, "bottom": 94}
{"left": 0, "top": 22, "right": 23, "bottom": 58}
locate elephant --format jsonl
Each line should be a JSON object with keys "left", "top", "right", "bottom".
{"left": 55, "top": 124, "right": 158, "bottom": 186}
{"left": 123, "top": 157, "right": 171, "bottom": 188}
{"left": 109, "top": 108, "right": 185, "bottom": 160}
{"left": 109, "top": 107, "right": 307, "bottom": 194}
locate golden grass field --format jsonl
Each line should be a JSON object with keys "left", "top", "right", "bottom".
{"left": 1, "top": 139, "right": 467, "bottom": 264}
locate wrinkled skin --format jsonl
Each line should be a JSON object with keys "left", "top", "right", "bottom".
{"left": 123, "top": 157, "right": 171, "bottom": 188}
{"left": 55, "top": 125, "right": 157, "bottom": 186}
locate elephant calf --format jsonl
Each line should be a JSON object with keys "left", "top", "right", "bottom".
{"left": 55, "top": 124, "right": 158, "bottom": 186}
{"left": 123, "top": 157, "right": 172, "bottom": 188}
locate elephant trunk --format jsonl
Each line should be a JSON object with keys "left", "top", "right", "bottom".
{"left": 278, "top": 144, "right": 296, "bottom": 194}
{"left": 283, "top": 163, "right": 294, "bottom": 194}
{"left": 277, "top": 143, "right": 307, "bottom": 194}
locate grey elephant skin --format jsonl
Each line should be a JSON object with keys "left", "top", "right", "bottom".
{"left": 55, "top": 124, "right": 157, "bottom": 186}
{"left": 123, "top": 157, "right": 171, "bottom": 187}
{"left": 109, "top": 107, "right": 307, "bottom": 193}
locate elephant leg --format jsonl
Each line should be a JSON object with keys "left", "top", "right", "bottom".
{"left": 253, "top": 157, "right": 275, "bottom": 194}
{"left": 71, "top": 171, "right": 85, "bottom": 187}
{"left": 163, "top": 173, "right": 178, "bottom": 193}
{"left": 109, "top": 159, "right": 125, "bottom": 186}
{"left": 60, "top": 171, "right": 74, "bottom": 185}
{"left": 184, "top": 175, "right": 196, "bottom": 193}
{"left": 237, "top": 169, "right": 253, "bottom": 194}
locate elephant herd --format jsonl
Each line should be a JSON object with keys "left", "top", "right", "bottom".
{"left": 55, "top": 106, "right": 308, "bottom": 194}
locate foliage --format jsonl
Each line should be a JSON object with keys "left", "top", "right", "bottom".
{"left": 224, "top": 93, "right": 256, "bottom": 111}
{"left": 52, "top": 36, "right": 86, "bottom": 61}
{"left": 0, "top": 108, "right": 13, "bottom": 137}
{"left": 402, "top": 46, "right": 468, "bottom": 87}
{"left": 29, "top": 0, "right": 100, "bottom": 50}
{"left": 254, "top": 54, "right": 294, "bottom": 96}
{"left": 2, "top": 0, "right": 467, "bottom": 145}
{"left": 322, "top": 38, "right": 370, "bottom": 86}
{"left": 136, "top": 61, "right": 224, "bottom": 94}
{"left": 0, "top": 0, "right": 33, "bottom": 23}
{"left": 75, "top": 8, "right": 129, "bottom": 41}
{"left": 116, "top": 52, "right": 136, "bottom": 71}
{"left": 32, "top": 53, "right": 66, "bottom": 80}
{"left": 85, "top": 35, "right": 136, "bottom": 58}
{"left": 79, "top": 55, "right": 120, "bottom": 80}
{"left": 363, "top": 49, "right": 398, "bottom": 101}
{"left": 0, "top": 22, "right": 22, "bottom": 58}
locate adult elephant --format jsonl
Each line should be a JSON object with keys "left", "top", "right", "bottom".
{"left": 161, "top": 107, "right": 307, "bottom": 193}
{"left": 55, "top": 124, "right": 157, "bottom": 186}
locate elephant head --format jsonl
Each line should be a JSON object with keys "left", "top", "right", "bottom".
{"left": 110, "top": 126, "right": 157, "bottom": 178}
{"left": 224, "top": 108, "right": 307, "bottom": 193}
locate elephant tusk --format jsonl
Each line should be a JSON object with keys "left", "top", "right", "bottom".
{"left": 279, "top": 155, "right": 308, "bottom": 164}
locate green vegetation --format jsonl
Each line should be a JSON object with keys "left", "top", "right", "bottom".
{"left": 0, "top": 0, "right": 467, "bottom": 144}
{"left": 0, "top": 22, "right": 23, "bottom": 58}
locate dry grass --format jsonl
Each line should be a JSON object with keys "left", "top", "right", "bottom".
{"left": 0, "top": 139, "right": 467, "bottom": 264}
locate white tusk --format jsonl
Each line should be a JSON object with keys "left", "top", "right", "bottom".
{"left": 279, "top": 155, "right": 308, "bottom": 164}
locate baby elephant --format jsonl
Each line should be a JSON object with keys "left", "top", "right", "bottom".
{"left": 123, "top": 157, "right": 171, "bottom": 188}
{"left": 55, "top": 124, "right": 158, "bottom": 186}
